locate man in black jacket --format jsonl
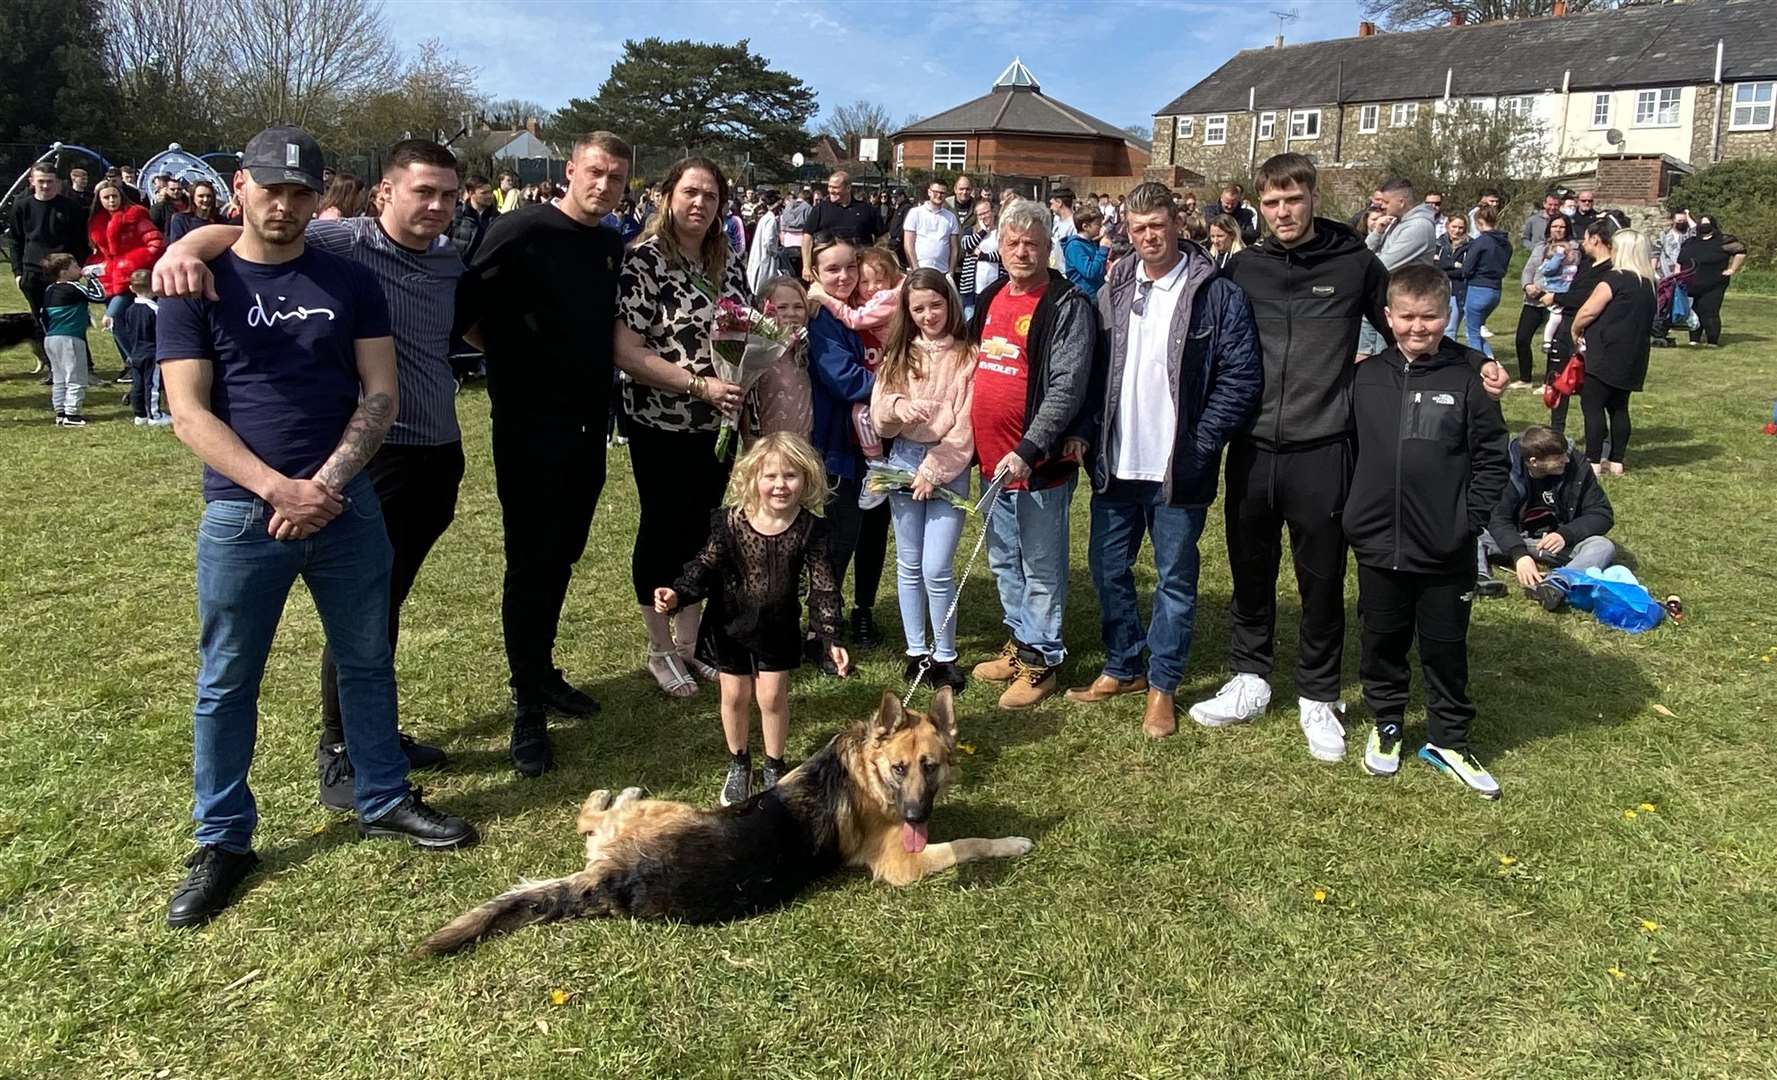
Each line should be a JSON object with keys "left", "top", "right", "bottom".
{"left": 1343, "top": 264, "right": 1507, "bottom": 797}
{"left": 1188, "top": 153, "right": 1508, "bottom": 762}
{"left": 8, "top": 165, "right": 90, "bottom": 338}
{"left": 448, "top": 174, "right": 501, "bottom": 264}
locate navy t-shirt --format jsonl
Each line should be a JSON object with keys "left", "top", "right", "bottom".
{"left": 157, "top": 247, "right": 392, "bottom": 502}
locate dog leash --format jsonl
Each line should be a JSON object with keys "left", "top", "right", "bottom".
{"left": 902, "top": 466, "right": 1008, "bottom": 707}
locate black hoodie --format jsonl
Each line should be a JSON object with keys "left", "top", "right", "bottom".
{"left": 1223, "top": 218, "right": 1391, "bottom": 451}
{"left": 1343, "top": 338, "right": 1509, "bottom": 575}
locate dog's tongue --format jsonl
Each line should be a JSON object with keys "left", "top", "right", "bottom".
{"left": 902, "top": 821, "right": 929, "bottom": 853}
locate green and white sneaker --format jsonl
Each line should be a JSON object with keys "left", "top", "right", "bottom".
{"left": 1363, "top": 724, "right": 1402, "bottom": 777}
{"left": 1418, "top": 743, "right": 1501, "bottom": 800}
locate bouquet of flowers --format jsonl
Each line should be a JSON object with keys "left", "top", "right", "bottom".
{"left": 705, "top": 293, "right": 797, "bottom": 460}
{"left": 862, "top": 464, "right": 977, "bottom": 514}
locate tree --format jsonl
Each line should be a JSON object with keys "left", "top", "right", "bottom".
{"left": 0, "top": 0, "right": 121, "bottom": 148}
{"left": 210, "top": 0, "right": 401, "bottom": 145}
{"left": 480, "top": 98, "right": 555, "bottom": 132}
{"left": 819, "top": 100, "right": 895, "bottom": 161}
{"left": 344, "top": 38, "right": 481, "bottom": 147}
{"left": 101, "top": 0, "right": 222, "bottom": 150}
{"left": 1361, "top": 0, "right": 1624, "bottom": 30}
{"left": 1123, "top": 122, "right": 1154, "bottom": 144}
{"left": 1373, "top": 102, "right": 1554, "bottom": 222}
{"left": 553, "top": 38, "right": 815, "bottom": 178}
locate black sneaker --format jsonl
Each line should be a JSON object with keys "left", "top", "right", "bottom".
{"left": 357, "top": 788, "right": 477, "bottom": 848}
{"left": 761, "top": 755, "right": 788, "bottom": 791}
{"left": 316, "top": 742, "right": 355, "bottom": 812}
{"left": 849, "top": 608, "right": 882, "bottom": 649}
{"left": 929, "top": 659, "right": 967, "bottom": 693}
{"left": 510, "top": 706, "right": 553, "bottom": 777}
{"left": 1531, "top": 581, "right": 1567, "bottom": 612}
{"left": 399, "top": 731, "right": 448, "bottom": 769}
{"left": 721, "top": 754, "right": 752, "bottom": 807}
{"left": 1474, "top": 578, "right": 1508, "bottom": 599}
{"left": 903, "top": 653, "right": 931, "bottom": 681}
{"left": 523, "top": 668, "right": 600, "bottom": 717}
{"left": 57, "top": 414, "right": 89, "bottom": 427}
{"left": 167, "top": 846, "right": 260, "bottom": 928}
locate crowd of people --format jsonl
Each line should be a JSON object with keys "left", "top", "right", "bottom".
{"left": 2, "top": 122, "right": 1744, "bottom": 933}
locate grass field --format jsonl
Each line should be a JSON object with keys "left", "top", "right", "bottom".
{"left": 3, "top": 270, "right": 1776, "bottom": 1080}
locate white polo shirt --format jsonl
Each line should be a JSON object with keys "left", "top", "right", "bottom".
{"left": 1112, "top": 253, "right": 1191, "bottom": 482}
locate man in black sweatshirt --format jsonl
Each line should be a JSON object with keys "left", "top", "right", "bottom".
{"left": 8, "top": 164, "right": 90, "bottom": 335}
{"left": 1188, "top": 153, "right": 1507, "bottom": 763}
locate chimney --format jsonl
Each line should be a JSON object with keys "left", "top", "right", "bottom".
{"left": 526, "top": 116, "right": 539, "bottom": 136}
{"left": 1273, "top": 34, "right": 1284, "bottom": 48}
{"left": 1552, "top": 0, "right": 1567, "bottom": 14}
{"left": 1358, "top": 20, "right": 1377, "bottom": 36}
{"left": 1449, "top": 11, "right": 1465, "bottom": 25}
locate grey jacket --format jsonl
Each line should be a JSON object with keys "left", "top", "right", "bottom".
{"left": 1364, "top": 201, "right": 1437, "bottom": 272}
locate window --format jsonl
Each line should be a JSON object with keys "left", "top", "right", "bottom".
{"left": 931, "top": 140, "right": 965, "bottom": 169}
{"left": 1358, "top": 104, "right": 1379, "bottom": 133}
{"left": 1204, "top": 114, "right": 1227, "bottom": 145}
{"left": 894, "top": 142, "right": 904, "bottom": 168}
{"left": 1390, "top": 102, "right": 1418, "bottom": 127}
{"left": 1257, "top": 111, "right": 1276, "bottom": 139}
{"left": 1591, "top": 93, "right": 1611, "bottom": 128}
{"left": 1500, "top": 95, "right": 1535, "bottom": 118}
{"left": 1176, "top": 116, "right": 1195, "bottom": 140}
{"left": 1731, "top": 81, "right": 1775, "bottom": 130}
{"left": 1289, "top": 109, "right": 1321, "bottom": 139}
{"left": 1633, "top": 87, "right": 1682, "bottom": 126}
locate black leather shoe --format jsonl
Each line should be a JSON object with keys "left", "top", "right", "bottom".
{"left": 510, "top": 707, "right": 554, "bottom": 777}
{"left": 167, "top": 846, "right": 260, "bottom": 928}
{"left": 849, "top": 608, "right": 882, "bottom": 649}
{"left": 399, "top": 731, "right": 448, "bottom": 769}
{"left": 522, "top": 668, "right": 600, "bottom": 717}
{"left": 316, "top": 742, "right": 355, "bottom": 813}
{"left": 357, "top": 788, "right": 477, "bottom": 849}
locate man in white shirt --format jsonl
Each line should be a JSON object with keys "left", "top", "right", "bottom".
{"left": 1049, "top": 187, "right": 1078, "bottom": 243}
{"left": 902, "top": 179, "right": 961, "bottom": 272}
{"left": 1063, "top": 182, "right": 1262, "bottom": 738}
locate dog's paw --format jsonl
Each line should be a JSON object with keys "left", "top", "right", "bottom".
{"left": 999, "top": 836, "right": 1034, "bottom": 857}
{"left": 614, "top": 786, "right": 646, "bottom": 807}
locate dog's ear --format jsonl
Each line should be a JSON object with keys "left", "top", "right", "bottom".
{"left": 928, "top": 685, "right": 958, "bottom": 745}
{"left": 873, "top": 690, "right": 906, "bottom": 741}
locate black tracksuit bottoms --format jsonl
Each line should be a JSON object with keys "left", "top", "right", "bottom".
{"left": 1356, "top": 565, "right": 1475, "bottom": 751}
{"left": 492, "top": 415, "right": 607, "bottom": 699}
{"left": 1224, "top": 439, "right": 1351, "bottom": 702}
{"left": 319, "top": 441, "right": 466, "bottom": 745}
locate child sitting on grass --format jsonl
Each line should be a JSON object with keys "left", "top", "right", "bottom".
{"left": 1343, "top": 263, "right": 1509, "bottom": 799}
{"left": 1478, "top": 423, "right": 1616, "bottom": 610}
{"left": 114, "top": 268, "right": 168, "bottom": 426}
{"left": 39, "top": 254, "right": 105, "bottom": 427}
{"left": 654, "top": 432, "right": 850, "bottom": 807}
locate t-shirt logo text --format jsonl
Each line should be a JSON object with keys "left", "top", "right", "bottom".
{"left": 248, "top": 293, "right": 338, "bottom": 328}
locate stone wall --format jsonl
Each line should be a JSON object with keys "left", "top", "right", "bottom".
{"left": 1691, "top": 84, "right": 1777, "bottom": 165}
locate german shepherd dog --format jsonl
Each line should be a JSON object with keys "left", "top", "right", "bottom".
{"left": 418, "top": 687, "right": 1032, "bottom": 955}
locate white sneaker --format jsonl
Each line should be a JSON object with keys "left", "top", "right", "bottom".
{"left": 1299, "top": 699, "right": 1347, "bottom": 762}
{"left": 1189, "top": 674, "right": 1271, "bottom": 727}
{"left": 1479, "top": 326, "right": 1495, "bottom": 339}
{"left": 133, "top": 416, "right": 148, "bottom": 426}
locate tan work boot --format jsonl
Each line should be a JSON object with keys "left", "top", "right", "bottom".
{"left": 998, "top": 659, "right": 1058, "bottom": 710}
{"left": 972, "top": 639, "right": 1020, "bottom": 683}
{"left": 1141, "top": 688, "right": 1179, "bottom": 739}
{"left": 1064, "top": 672, "right": 1149, "bottom": 704}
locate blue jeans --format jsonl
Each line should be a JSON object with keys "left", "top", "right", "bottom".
{"left": 889, "top": 491, "right": 968, "bottom": 661}
{"left": 1087, "top": 480, "right": 1208, "bottom": 694}
{"left": 984, "top": 471, "right": 1076, "bottom": 667}
{"left": 1464, "top": 285, "right": 1502, "bottom": 359}
{"left": 192, "top": 474, "right": 409, "bottom": 851}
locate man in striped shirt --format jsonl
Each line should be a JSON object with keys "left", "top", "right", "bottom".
{"left": 154, "top": 140, "right": 475, "bottom": 810}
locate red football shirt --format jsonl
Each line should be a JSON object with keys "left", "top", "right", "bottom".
{"left": 971, "top": 281, "right": 1047, "bottom": 491}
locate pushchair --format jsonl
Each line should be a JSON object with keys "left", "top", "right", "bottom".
{"left": 1652, "top": 266, "right": 1697, "bottom": 347}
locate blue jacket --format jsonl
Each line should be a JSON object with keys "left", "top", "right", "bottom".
{"left": 805, "top": 308, "right": 874, "bottom": 479}
{"left": 1062, "top": 235, "right": 1109, "bottom": 299}
{"left": 1458, "top": 229, "right": 1513, "bottom": 291}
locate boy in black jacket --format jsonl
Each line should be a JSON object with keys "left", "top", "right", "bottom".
{"left": 1479, "top": 424, "right": 1616, "bottom": 610}
{"left": 1344, "top": 264, "right": 1509, "bottom": 799}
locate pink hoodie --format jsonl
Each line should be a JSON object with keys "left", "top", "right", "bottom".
{"left": 869, "top": 338, "right": 977, "bottom": 486}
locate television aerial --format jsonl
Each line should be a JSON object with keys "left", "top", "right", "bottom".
{"left": 1271, "top": 8, "right": 1299, "bottom": 37}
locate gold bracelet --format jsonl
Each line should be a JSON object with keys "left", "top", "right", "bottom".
{"left": 689, "top": 374, "right": 705, "bottom": 399}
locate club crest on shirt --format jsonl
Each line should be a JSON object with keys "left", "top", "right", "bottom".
{"left": 1014, "top": 314, "right": 1032, "bottom": 337}
{"left": 247, "top": 293, "right": 337, "bottom": 328}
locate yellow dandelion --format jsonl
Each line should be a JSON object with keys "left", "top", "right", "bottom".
{"left": 1640, "top": 803, "right": 1657, "bottom": 813}
{"left": 1313, "top": 888, "right": 1328, "bottom": 903}
{"left": 1623, "top": 809, "right": 1638, "bottom": 820}
{"left": 958, "top": 742, "right": 977, "bottom": 755}
{"left": 549, "top": 989, "right": 570, "bottom": 1007}
{"left": 1607, "top": 967, "right": 1627, "bottom": 981}
{"left": 1498, "top": 855, "right": 1517, "bottom": 867}
{"left": 1640, "top": 920, "right": 1661, "bottom": 933}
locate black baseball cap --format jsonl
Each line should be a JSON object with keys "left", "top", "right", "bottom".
{"left": 241, "top": 125, "right": 325, "bottom": 192}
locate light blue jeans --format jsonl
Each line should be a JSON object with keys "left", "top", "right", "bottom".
{"left": 1464, "top": 285, "right": 1502, "bottom": 359}
{"left": 889, "top": 492, "right": 967, "bottom": 661}
{"left": 192, "top": 474, "right": 411, "bottom": 851}
{"left": 984, "top": 471, "right": 1077, "bottom": 667}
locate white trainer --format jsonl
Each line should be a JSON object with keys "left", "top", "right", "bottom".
{"left": 1189, "top": 674, "right": 1272, "bottom": 728}
{"left": 1299, "top": 698, "right": 1347, "bottom": 762}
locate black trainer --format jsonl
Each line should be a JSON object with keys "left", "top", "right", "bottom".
{"left": 1531, "top": 581, "right": 1567, "bottom": 612}
{"left": 316, "top": 742, "right": 355, "bottom": 812}
{"left": 928, "top": 659, "right": 968, "bottom": 693}
{"left": 903, "top": 653, "right": 931, "bottom": 681}
{"left": 761, "top": 755, "right": 788, "bottom": 791}
{"left": 357, "top": 788, "right": 476, "bottom": 849}
{"left": 399, "top": 731, "right": 448, "bottom": 769}
{"left": 721, "top": 753, "right": 752, "bottom": 807}
{"left": 1474, "top": 578, "right": 1508, "bottom": 599}
{"left": 510, "top": 706, "right": 553, "bottom": 777}
{"left": 167, "top": 846, "right": 260, "bottom": 928}
{"left": 524, "top": 668, "right": 600, "bottom": 717}
{"left": 849, "top": 608, "right": 882, "bottom": 649}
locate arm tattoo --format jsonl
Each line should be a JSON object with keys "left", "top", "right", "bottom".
{"left": 314, "top": 391, "right": 394, "bottom": 491}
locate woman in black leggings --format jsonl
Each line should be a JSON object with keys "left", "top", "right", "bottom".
{"left": 1571, "top": 228, "right": 1657, "bottom": 475}
{"left": 1678, "top": 215, "right": 1745, "bottom": 346}
{"left": 1542, "top": 221, "right": 1614, "bottom": 437}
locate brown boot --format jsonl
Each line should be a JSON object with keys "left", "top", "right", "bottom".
{"left": 998, "top": 660, "right": 1058, "bottom": 710}
{"left": 1141, "top": 688, "right": 1179, "bottom": 739}
{"left": 972, "top": 639, "right": 1020, "bottom": 683}
{"left": 1064, "top": 672, "right": 1149, "bottom": 704}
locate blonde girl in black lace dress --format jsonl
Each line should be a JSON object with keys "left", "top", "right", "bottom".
{"left": 654, "top": 432, "right": 850, "bottom": 806}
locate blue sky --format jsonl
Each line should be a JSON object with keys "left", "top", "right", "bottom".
{"left": 382, "top": 0, "right": 1368, "bottom": 134}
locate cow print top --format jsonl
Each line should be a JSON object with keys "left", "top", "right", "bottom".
{"left": 619, "top": 235, "right": 751, "bottom": 433}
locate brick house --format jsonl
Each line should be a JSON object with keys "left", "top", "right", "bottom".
{"left": 1152, "top": 0, "right": 1776, "bottom": 189}
{"left": 891, "top": 59, "right": 1151, "bottom": 182}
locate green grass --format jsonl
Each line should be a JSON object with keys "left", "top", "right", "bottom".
{"left": 3, "top": 274, "right": 1776, "bottom": 1080}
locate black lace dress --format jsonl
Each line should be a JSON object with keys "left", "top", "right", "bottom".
{"left": 670, "top": 508, "right": 844, "bottom": 675}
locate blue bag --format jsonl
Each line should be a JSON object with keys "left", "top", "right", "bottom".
{"left": 1552, "top": 567, "right": 1665, "bottom": 634}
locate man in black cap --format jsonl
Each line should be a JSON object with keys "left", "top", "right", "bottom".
{"left": 154, "top": 125, "right": 476, "bottom": 929}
